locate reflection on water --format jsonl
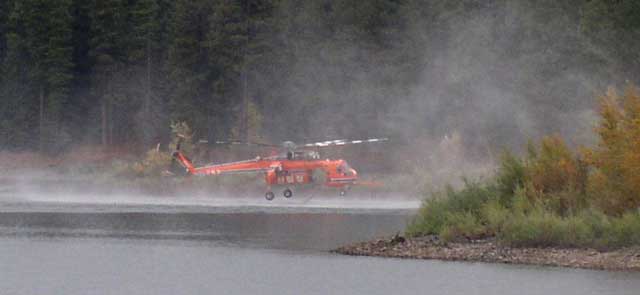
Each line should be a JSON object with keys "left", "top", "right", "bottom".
{"left": 0, "top": 206, "right": 639, "bottom": 295}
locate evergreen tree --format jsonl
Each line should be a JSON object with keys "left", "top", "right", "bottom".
{"left": 130, "top": 0, "right": 168, "bottom": 147}
{"left": 1, "top": 0, "right": 74, "bottom": 151}
{"left": 168, "top": 0, "right": 215, "bottom": 139}
{"left": 208, "top": 0, "right": 249, "bottom": 141}
{"left": 582, "top": 0, "right": 640, "bottom": 81}
{"left": 0, "top": 0, "right": 638, "bottom": 157}
{"left": 88, "top": 0, "right": 131, "bottom": 146}
{"left": 66, "top": 0, "right": 92, "bottom": 142}
{"left": 0, "top": 0, "right": 11, "bottom": 131}
{"left": 0, "top": 0, "right": 11, "bottom": 66}
{"left": 208, "top": 0, "right": 276, "bottom": 141}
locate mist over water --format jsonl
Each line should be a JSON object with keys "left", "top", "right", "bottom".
{"left": 0, "top": 170, "right": 419, "bottom": 212}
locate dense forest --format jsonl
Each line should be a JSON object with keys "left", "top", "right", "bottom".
{"left": 0, "top": 0, "right": 638, "bottom": 160}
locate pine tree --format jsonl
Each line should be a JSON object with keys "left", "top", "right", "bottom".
{"left": 88, "top": 0, "right": 130, "bottom": 147}
{"left": 0, "top": 0, "right": 11, "bottom": 66}
{"left": 130, "top": 0, "right": 163, "bottom": 147}
{"left": 168, "top": 0, "right": 215, "bottom": 139}
{"left": 1, "top": 0, "right": 74, "bottom": 152}
{"left": 582, "top": 0, "right": 640, "bottom": 80}
{"left": 65, "top": 0, "right": 92, "bottom": 142}
{"left": 208, "top": 0, "right": 247, "bottom": 141}
{"left": 208, "top": 0, "right": 276, "bottom": 141}
{"left": 0, "top": 0, "right": 11, "bottom": 121}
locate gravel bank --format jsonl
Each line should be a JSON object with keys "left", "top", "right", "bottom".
{"left": 333, "top": 235, "right": 640, "bottom": 271}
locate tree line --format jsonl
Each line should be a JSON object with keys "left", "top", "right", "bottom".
{"left": 0, "top": 0, "right": 638, "bottom": 155}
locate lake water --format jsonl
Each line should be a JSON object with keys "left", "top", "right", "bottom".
{"left": 0, "top": 196, "right": 639, "bottom": 295}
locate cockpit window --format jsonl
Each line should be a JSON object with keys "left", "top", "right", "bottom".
{"left": 284, "top": 151, "right": 321, "bottom": 160}
{"left": 339, "top": 163, "right": 353, "bottom": 176}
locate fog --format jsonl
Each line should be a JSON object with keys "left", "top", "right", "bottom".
{"left": 0, "top": 1, "right": 629, "bottom": 199}
{"left": 0, "top": 169, "right": 420, "bottom": 211}
{"left": 258, "top": 1, "right": 616, "bottom": 184}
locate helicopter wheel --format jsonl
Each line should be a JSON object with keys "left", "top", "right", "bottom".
{"left": 283, "top": 188, "right": 293, "bottom": 198}
{"left": 265, "top": 191, "right": 275, "bottom": 201}
{"left": 339, "top": 185, "right": 351, "bottom": 197}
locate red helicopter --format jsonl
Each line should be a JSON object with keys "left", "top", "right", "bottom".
{"left": 172, "top": 137, "right": 388, "bottom": 200}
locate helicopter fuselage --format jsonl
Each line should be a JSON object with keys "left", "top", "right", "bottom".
{"left": 171, "top": 136, "right": 387, "bottom": 199}
{"left": 173, "top": 151, "right": 358, "bottom": 189}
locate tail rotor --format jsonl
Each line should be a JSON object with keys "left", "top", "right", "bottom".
{"left": 170, "top": 134, "right": 196, "bottom": 175}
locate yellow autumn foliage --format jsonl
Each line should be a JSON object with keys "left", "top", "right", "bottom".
{"left": 527, "top": 136, "right": 579, "bottom": 193}
{"left": 517, "top": 86, "right": 640, "bottom": 215}
{"left": 587, "top": 86, "right": 640, "bottom": 215}
{"left": 521, "top": 135, "right": 588, "bottom": 213}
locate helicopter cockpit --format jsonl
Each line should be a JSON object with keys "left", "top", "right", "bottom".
{"left": 284, "top": 150, "right": 321, "bottom": 160}
{"left": 337, "top": 162, "right": 356, "bottom": 176}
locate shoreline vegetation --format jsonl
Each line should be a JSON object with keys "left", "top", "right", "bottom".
{"left": 335, "top": 86, "right": 640, "bottom": 271}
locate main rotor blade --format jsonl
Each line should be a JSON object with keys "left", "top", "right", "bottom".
{"left": 301, "top": 138, "right": 388, "bottom": 148}
{"left": 203, "top": 139, "right": 279, "bottom": 148}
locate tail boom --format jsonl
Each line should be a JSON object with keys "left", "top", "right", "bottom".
{"left": 172, "top": 151, "right": 196, "bottom": 174}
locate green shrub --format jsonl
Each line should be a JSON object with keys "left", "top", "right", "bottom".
{"left": 498, "top": 205, "right": 565, "bottom": 247}
{"left": 601, "top": 212, "right": 640, "bottom": 248}
{"left": 409, "top": 174, "right": 640, "bottom": 249}
{"left": 406, "top": 196, "right": 451, "bottom": 237}
{"left": 495, "top": 151, "right": 526, "bottom": 206}
{"left": 439, "top": 211, "right": 485, "bottom": 242}
{"left": 511, "top": 186, "right": 534, "bottom": 215}
{"left": 440, "top": 181, "right": 497, "bottom": 217}
{"left": 559, "top": 214, "right": 594, "bottom": 247}
{"left": 578, "top": 209, "right": 609, "bottom": 240}
{"left": 494, "top": 206, "right": 640, "bottom": 249}
{"left": 481, "top": 200, "right": 510, "bottom": 235}
{"left": 406, "top": 181, "right": 497, "bottom": 237}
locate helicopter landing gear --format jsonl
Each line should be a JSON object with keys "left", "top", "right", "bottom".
{"left": 265, "top": 191, "right": 275, "bottom": 201}
{"left": 283, "top": 188, "right": 293, "bottom": 198}
{"left": 339, "top": 185, "right": 350, "bottom": 196}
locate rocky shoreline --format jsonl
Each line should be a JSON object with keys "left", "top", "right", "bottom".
{"left": 332, "top": 235, "right": 640, "bottom": 271}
